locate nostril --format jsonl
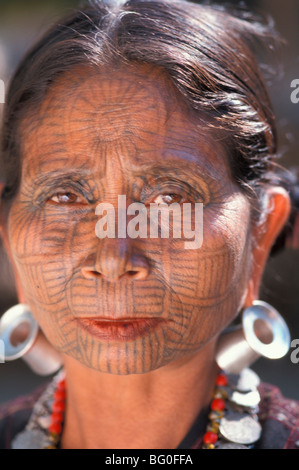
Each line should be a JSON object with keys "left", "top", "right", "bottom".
{"left": 82, "top": 269, "right": 102, "bottom": 280}
{"left": 119, "top": 270, "right": 147, "bottom": 280}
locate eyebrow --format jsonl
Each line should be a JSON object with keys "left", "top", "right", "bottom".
{"left": 132, "top": 160, "right": 223, "bottom": 187}
{"left": 32, "top": 169, "right": 92, "bottom": 186}
{"left": 31, "top": 158, "right": 220, "bottom": 186}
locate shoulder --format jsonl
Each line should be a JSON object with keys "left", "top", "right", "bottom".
{"left": 257, "top": 382, "right": 299, "bottom": 449}
{"left": 0, "top": 385, "right": 47, "bottom": 449}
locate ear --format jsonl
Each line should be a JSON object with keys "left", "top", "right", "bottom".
{"left": 244, "top": 187, "right": 291, "bottom": 307}
{"left": 0, "top": 182, "right": 27, "bottom": 304}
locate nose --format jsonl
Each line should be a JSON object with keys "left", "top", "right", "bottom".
{"left": 81, "top": 238, "right": 151, "bottom": 282}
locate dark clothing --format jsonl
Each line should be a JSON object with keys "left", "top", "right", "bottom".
{"left": 0, "top": 384, "right": 48, "bottom": 449}
{"left": 254, "top": 383, "right": 299, "bottom": 449}
{"left": 0, "top": 382, "right": 298, "bottom": 449}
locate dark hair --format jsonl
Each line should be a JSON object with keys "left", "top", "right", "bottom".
{"left": 0, "top": 0, "right": 294, "bottom": 230}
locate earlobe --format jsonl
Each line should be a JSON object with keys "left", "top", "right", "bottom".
{"left": 244, "top": 186, "right": 291, "bottom": 306}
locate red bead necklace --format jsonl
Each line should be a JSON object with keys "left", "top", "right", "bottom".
{"left": 46, "top": 378, "right": 66, "bottom": 449}
{"left": 202, "top": 372, "right": 228, "bottom": 449}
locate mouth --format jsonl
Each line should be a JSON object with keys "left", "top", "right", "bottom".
{"left": 75, "top": 317, "right": 166, "bottom": 342}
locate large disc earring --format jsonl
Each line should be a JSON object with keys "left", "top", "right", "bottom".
{"left": 216, "top": 300, "right": 291, "bottom": 374}
{"left": 0, "top": 303, "right": 62, "bottom": 375}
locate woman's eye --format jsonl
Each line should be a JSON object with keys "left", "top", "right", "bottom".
{"left": 49, "top": 192, "right": 82, "bottom": 204}
{"left": 153, "top": 193, "right": 184, "bottom": 205}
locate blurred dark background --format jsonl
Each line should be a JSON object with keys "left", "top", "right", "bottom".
{"left": 0, "top": 0, "right": 298, "bottom": 403}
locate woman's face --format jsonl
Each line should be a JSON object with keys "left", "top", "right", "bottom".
{"left": 3, "top": 63, "right": 253, "bottom": 374}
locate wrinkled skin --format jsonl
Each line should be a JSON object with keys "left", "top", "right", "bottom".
{"left": 4, "top": 63, "right": 253, "bottom": 375}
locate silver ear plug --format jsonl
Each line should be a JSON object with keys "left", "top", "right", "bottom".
{"left": 216, "top": 300, "right": 291, "bottom": 374}
{"left": 0, "top": 303, "right": 62, "bottom": 376}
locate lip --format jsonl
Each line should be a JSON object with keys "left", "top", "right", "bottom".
{"left": 75, "top": 317, "right": 166, "bottom": 342}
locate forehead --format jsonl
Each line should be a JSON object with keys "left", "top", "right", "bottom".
{"left": 19, "top": 62, "right": 230, "bottom": 177}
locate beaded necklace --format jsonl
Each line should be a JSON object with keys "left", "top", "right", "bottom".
{"left": 202, "top": 369, "right": 262, "bottom": 449}
{"left": 45, "top": 377, "right": 66, "bottom": 449}
{"left": 11, "top": 368, "right": 262, "bottom": 449}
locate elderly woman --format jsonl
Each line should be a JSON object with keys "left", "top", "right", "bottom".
{"left": 0, "top": 0, "right": 298, "bottom": 450}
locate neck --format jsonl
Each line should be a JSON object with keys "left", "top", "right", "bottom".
{"left": 60, "top": 341, "right": 218, "bottom": 449}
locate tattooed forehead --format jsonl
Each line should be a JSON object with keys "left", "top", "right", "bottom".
{"left": 22, "top": 62, "right": 183, "bottom": 134}
{"left": 19, "top": 63, "right": 231, "bottom": 183}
